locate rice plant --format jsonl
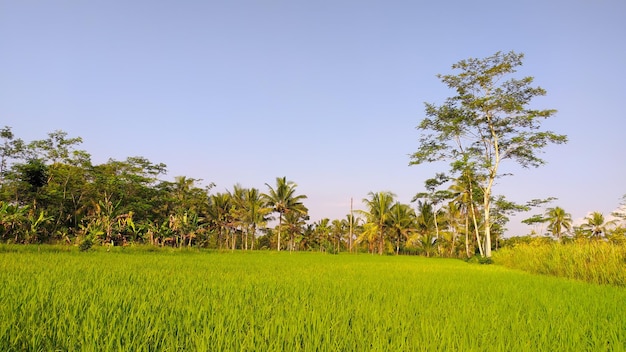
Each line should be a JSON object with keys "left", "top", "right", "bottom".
{"left": 494, "top": 240, "right": 626, "bottom": 286}
{"left": 0, "top": 247, "right": 624, "bottom": 351}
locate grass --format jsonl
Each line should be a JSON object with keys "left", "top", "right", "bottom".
{"left": 493, "top": 240, "right": 626, "bottom": 287}
{"left": 0, "top": 246, "right": 625, "bottom": 351}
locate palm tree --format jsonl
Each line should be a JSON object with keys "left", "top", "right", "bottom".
{"left": 441, "top": 201, "right": 463, "bottom": 257}
{"left": 449, "top": 174, "right": 483, "bottom": 257}
{"left": 360, "top": 191, "right": 395, "bottom": 255}
{"left": 300, "top": 224, "right": 316, "bottom": 250}
{"left": 207, "top": 192, "right": 233, "bottom": 249}
{"left": 543, "top": 206, "right": 572, "bottom": 241}
{"left": 243, "top": 187, "right": 270, "bottom": 250}
{"left": 356, "top": 222, "right": 378, "bottom": 254}
{"left": 283, "top": 210, "right": 307, "bottom": 251}
{"left": 314, "top": 218, "right": 331, "bottom": 251}
{"left": 581, "top": 212, "right": 614, "bottom": 239}
{"left": 388, "top": 202, "right": 416, "bottom": 255}
{"left": 412, "top": 200, "right": 436, "bottom": 257}
{"left": 344, "top": 213, "right": 361, "bottom": 253}
{"left": 330, "top": 219, "right": 345, "bottom": 253}
{"left": 263, "top": 177, "right": 308, "bottom": 251}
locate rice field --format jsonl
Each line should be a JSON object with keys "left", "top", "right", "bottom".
{"left": 494, "top": 241, "right": 626, "bottom": 287}
{"left": 0, "top": 246, "right": 625, "bottom": 351}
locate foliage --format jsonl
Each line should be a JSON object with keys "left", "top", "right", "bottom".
{"left": 263, "top": 177, "right": 308, "bottom": 251}
{"left": 410, "top": 51, "right": 567, "bottom": 257}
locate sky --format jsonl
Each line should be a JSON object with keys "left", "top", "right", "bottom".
{"left": 1, "top": 0, "right": 625, "bottom": 236}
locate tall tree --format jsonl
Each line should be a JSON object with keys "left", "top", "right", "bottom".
{"left": 449, "top": 174, "right": 483, "bottom": 257}
{"left": 360, "top": 191, "right": 395, "bottom": 255}
{"left": 344, "top": 213, "right": 361, "bottom": 253}
{"left": 283, "top": 210, "right": 307, "bottom": 251}
{"left": 580, "top": 212, "right": 612, "bottom": 239}
{"left": 388, "top": 202, "right": 416, "bottom": 255}
{"left": 243, "top": 187, "right": 270, "bottom": 250}
{"left": 0, "top": 126, "right": 25, "bottom": 185}
{"left": 544, "top": 206, "right": 572, "bottom": 241}
{"left": 330, "top": 219, "right": 345, "bottom": 253}
{"left": 410, "top": 51, "right": 567, "bottom": 257}
{"left": 413, "top": 173, "right": 451, "bottom": 256}
{"left": 263, "top": 177, "right": 308, "bottom": 251}
{"left": 413, "top": 201, "right": 437, "bottom": 257}
{"left": 207, "top": 192, "right": 233, "bottom": 249}
{"left": 313, "top": 218, "right": 331, "bottom": 251}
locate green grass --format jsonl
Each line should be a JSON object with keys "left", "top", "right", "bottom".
{"left": 494, "top": 241, "right": 626, "bottom": 287}
{"left": 1, "top": 247, "right": 625, "bottom": 351}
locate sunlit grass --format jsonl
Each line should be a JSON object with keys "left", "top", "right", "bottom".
{"left": 494, "top": 240, "right": 626, "bottom": 287}
{"left": 1, "top": 247, "right": 624, "bottom": 351}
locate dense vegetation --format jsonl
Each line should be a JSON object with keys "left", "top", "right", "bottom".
{"left": 1, "top": 125, "right": 624, "bottom": 257}
{"left": 1, "top": 52, "right": 623, "bottom": 258}
{"left": 1, "top": 248, "right": 624, "bottom": 351}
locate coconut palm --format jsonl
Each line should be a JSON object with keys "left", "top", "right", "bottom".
{"left": 356, "top": 222, "right": 378, "bottom": 254}
{"left": 448, "top": 173, "right": 483, "bottom": 257}
{"left": 388, "top": 202, "right": 416, "bottom": 255}
{"left": 441, "top": 201, "right": 463, "bottom": 257}
{"left": 207, "top": 192, "right": 233, "bottom": 249}
{"left": 360, "top": 191, "right": 395, "bottom": 255}
{"left": 543, "top": 206, "right": 572, "bottom": 241}
{"left": 283, "top": 210, "right": 307, "bottom": 251}
{"left": 581, "top": 212, "right": 614, "bottom": 239}
{"left": 242, "top": 187, "right": 270, "bottom": 250}
{"left": 343, "top": 213, "right": 361, "bottom": 253}
{"left": 330, "top": 219, "right": 346, "bottom": 253}
{"left": 313, "top": 218, "right": 331, "bottom": 251}
{"left": 263, "top": 177, "right": 308, "bottom": 251}
{"left": 412, "top": 200, "right": 437, "bottom": 257}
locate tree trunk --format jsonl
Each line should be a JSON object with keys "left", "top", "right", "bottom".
{"left": 251, "top": 224, "right": 256, "bottom": 250}
{"left": 433, "top": 208, "right": 440, "bottom": 256}
{"left": 464, "top": 214, "right": 470, "bottom": 258}
{"left": 277, "top": 215, "right": 282, "bottom": 251}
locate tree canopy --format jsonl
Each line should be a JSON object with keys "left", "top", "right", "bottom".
{"left": 410, "top": 51, "right": 567, "bottom": 257}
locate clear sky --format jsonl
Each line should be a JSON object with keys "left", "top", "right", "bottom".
{"left": 1, "top": 0, "right": 625, "bottom": 236}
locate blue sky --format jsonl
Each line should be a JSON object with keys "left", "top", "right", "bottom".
{"left": 1, "top": 0, "right": 625, "bottom": 236}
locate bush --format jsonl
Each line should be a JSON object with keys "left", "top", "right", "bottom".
{"left": 79, "top": 238, "right": 93, "bottom": 252}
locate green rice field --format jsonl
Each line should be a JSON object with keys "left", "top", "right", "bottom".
{"left": 1, "top": 246, "right": 625, "bottom": 351}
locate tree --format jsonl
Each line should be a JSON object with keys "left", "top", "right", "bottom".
{"left": 612, "top": 195, "right": 626, "bottom": 223}
{"left": 412, "top": 200, "right": 437, "bottom": 257}
{"left": 440, "top": 201, "right": 464, "bottom": 257}
{"left": 360, "top": 191, "right": 395, "bottom": 255}
{"left": 580, "top": 212, "right": 612, "bottom": 239}
{"left": 356, "top": 222, "right": 378, "bottom": 254}
{"left": 410, "top": 51, "right": 567, "bottom": 257}
{"left": 242, "top": 187, "right": 270, "bottom": 250}
{"left": 413, "top": 173, "right": 452, "bottom": 256}
{"left": 543, "top": 206, "right": 572, "bottom": 241}
{"left": 207, "top": 192, "right": 233, "bottom": 249}
{"left": 283, "top": 210, "right": 307, "bottom": 251}
{"left": 263, "top": 177, "right": 308, "bottom": 251}
{"left": 330, "top": 219, "right": 345, "bottom": 253}
{"left": 388, "top": 202, "right": 416, "bottom": 255}
{"left": 0, "top": 126, "right": 25, "bottom": 185}
{"left": 344, "top": 213, "right": 361, "bottom": 253}
{"left": 449, "top": 173, "right": 483, "bottom": 257}
{"left": 313, "top": 218, "right": 331, "bottom": 251}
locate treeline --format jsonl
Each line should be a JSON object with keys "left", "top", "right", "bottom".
{"left": 1, "top": 127, "right": 624, "bottom": 256}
